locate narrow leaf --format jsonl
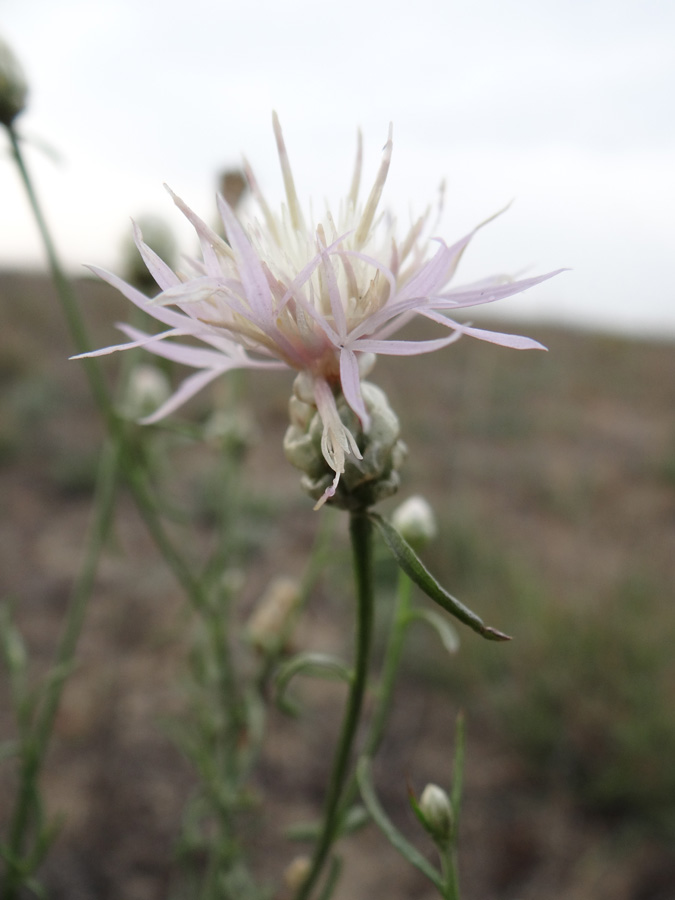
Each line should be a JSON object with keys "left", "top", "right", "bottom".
{"left": 275, "top": 652, "right": 352, "bottom": 715}
{"left": 410, "top": 608, "right": 460, "bottom": 656}
{"left": 356, "top": 757, "right": 444, "bottom": 890}
{"left": 369, "top": 513, "right": 511, "bottom": 641}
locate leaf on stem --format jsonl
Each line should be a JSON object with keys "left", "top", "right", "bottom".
{"left": 356, "top": 756, "right": 445, "bottom": 891}
{"left": 275, "top": 652, "right": 352, "bottom": 715}
{"left": 410, "top": 608, "right": 460, "bottom": 656}
{"left": 369, "top": 513, "right": 511, "bottom": 641}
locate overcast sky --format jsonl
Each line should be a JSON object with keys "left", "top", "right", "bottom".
{"left": 2, "top": 0, "right": 674, "bottom": 338}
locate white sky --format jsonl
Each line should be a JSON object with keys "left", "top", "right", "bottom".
{"left": 2, "top": 0, "right": 674, "bottom": 337}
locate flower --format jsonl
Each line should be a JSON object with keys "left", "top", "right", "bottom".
{"left": 76, "top": 114, "right": 563, "bottom": 506}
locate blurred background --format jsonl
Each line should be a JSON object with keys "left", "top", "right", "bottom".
{"left": 2, "top": 2, "right": 675, "bottom": 899}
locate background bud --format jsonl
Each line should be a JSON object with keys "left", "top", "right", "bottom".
{"left": 246, "top": 576, "right": 302, "bottom": 654}
{"left": 120, "top": 215, "right": 177, "bottom": 292}
{"left": 0, "top": 35, "right": 28, "bottom": 127}
{"left": 283, "top": 855, "right": 311, "bottom": 891}
{"left": 119, "top": 364, "right": 171, "bottom": 421}
{"left": 391, "top": 495, "right": 437, "bottom": 547}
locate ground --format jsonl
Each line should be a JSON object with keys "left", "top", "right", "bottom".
{"left": 1, "top": 270, "right": 675, "bottom": 899}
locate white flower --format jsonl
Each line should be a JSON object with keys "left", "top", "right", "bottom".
{"left": 76, "top": 114, "right": 563, "bottom": 505}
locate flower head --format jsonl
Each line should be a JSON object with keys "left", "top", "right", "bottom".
{"left": 77, "top": 115, "right": 563, "bottom": 506}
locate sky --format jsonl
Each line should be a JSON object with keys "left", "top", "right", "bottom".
{"left": 1, "top": 0, "right": 674, "bottom": 338}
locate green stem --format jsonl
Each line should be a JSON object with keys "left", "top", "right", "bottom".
{"left": 2, "top": 123, "right": 210, "bottom": 895}
{"left": 294, "top": 511, "right": 375, "bottom": 900}
{"left": 440, "top": 847, "right": 460, "bottom": 900}
{"left": 334, "top": 569, "right": 412, "bottom": 826}
{"left": 364, "top": 570, "right": 412, "bottom": 758}
{"left": 2, "top": 438, "right": 121, "bottom": 896}
{"left": 6, "top": 124, "right": 114, "bottom": 428}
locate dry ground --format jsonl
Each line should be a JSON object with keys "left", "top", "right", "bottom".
{"left": 1, "top": 270, "right": 675, "bottom": 899}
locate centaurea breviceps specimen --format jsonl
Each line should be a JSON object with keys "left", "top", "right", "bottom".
{"left": 77, "top": 114, "right": 563, "bottom": 506}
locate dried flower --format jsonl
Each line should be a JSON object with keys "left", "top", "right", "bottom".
{"left": 246, "top": 575, "right": 301, "bottom": 654}
{"left": 76, "top": 115, "right": 563, "bottom": 506}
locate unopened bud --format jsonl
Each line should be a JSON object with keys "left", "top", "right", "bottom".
{"left": 419, "top": 783, "right": 453, "bottom": 844}
{"left": 283, "top": 855, "right": 311, "bottom": 891}
{"left": 0, "top": 36, "right": 28, "bottom": 127}
{"left": 121, "top": 215, "right": 177, "bottom": 291}
{"left": 284, "top": 380, "right": 407, "bottom": 510}
{"left": 203, "top": 409, "right": 258, "bottom": 457}
{"left": 120, "top": 364, "right": 171, "bottom": 420}
{"left": 391, "top": 495, "right": 437, "bottom": 547}
{"left": 246, "top": 576, "right": 301, "bottom": 654}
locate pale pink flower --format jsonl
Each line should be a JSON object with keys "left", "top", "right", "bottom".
{"left": 76, "top": 115, "right": 563, "bottom": 504}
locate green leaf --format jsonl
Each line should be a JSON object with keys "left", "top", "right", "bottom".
{"left": 275, "top": 652, "right": 352, "bottom": 715}
{"left": 369, "top": 513, "right": 511, "bottom": 642}
{"left": 286, "top": 805, "right": 369, "bottom": 842}
{"left": 356, "top": 756, "right": 444, "bottom": 890}
{"left": 410, "top": 608, "right": 460, "bottom": 656}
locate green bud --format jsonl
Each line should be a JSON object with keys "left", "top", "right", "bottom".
{"left": 283, "top": 380, "right": 407, "bottom": 511}
{"left": 0, "top": 36, "right": 28, "bottom": 127}
{"left": 121, "top": 215, "right": 177, "bottom": 291}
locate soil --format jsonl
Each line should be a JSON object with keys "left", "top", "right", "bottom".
{"left": 1, "top": 270, "right": 675, "bottom": 899}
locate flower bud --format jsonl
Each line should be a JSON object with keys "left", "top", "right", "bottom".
{"left": 284, "top": 380, "right": 407, "bottom": 511}
{"left": 120, "top": 363, "right": 171, "bottom": 420}
{"left": 121, "top": 215, "right": 177, "bottom": 291}
{"left": 246, "top": 576, "right": 302, "bottom": 654}
{"left": 0, "top": 35, "right": 28, "bottom": 127}
{"left": 391, "top": 495, "right": 437, "bottom": 547}
{"left": 203, "top": 409, "right": 258, "bottom": 458}
{"left": 283, "top": 855, "right": 311, "bottom": 891}
{"left": 418, "top": 783, "right": 453, "bottom": 845}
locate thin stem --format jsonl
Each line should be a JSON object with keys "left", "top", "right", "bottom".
{"left": 440, "top": 847, "right": 460, "bottom": 900}
{"left": 364, "top": 570, "right": 412, "bottom": 758}
{"left": 335, "top": 569, "right": 412, "bottom": 825}
{"left": 2, "top": 438, "right": 121, "bottom": 896}
{"left": 6, "top": 125, "right": 114, "bottom": 427}
{"left": 294, "top": 511, "right": 375, "bottom": 900}
{"left": 2, "top": 124, "right": 212, "bottom": 895}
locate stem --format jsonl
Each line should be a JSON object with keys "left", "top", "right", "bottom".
{"left": 2, "top": 438, "right": 121, "bottom": 896}
{"left": 6, "top": 125, "right": 114, "bottom": 427}
{"left": 334, "top": 569, "right": 412, "bottom": 826}
{"left": 364, "top": 570, "right": 412, "bottom": 758}
{"left": 2, "top": 123, "right": 209, "bottom": 894}
{"left": 294, "top": 511, "right": 375, "bottom": 900}
{"left": 440, "top": 847, "right": 460, "bottom": 900}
